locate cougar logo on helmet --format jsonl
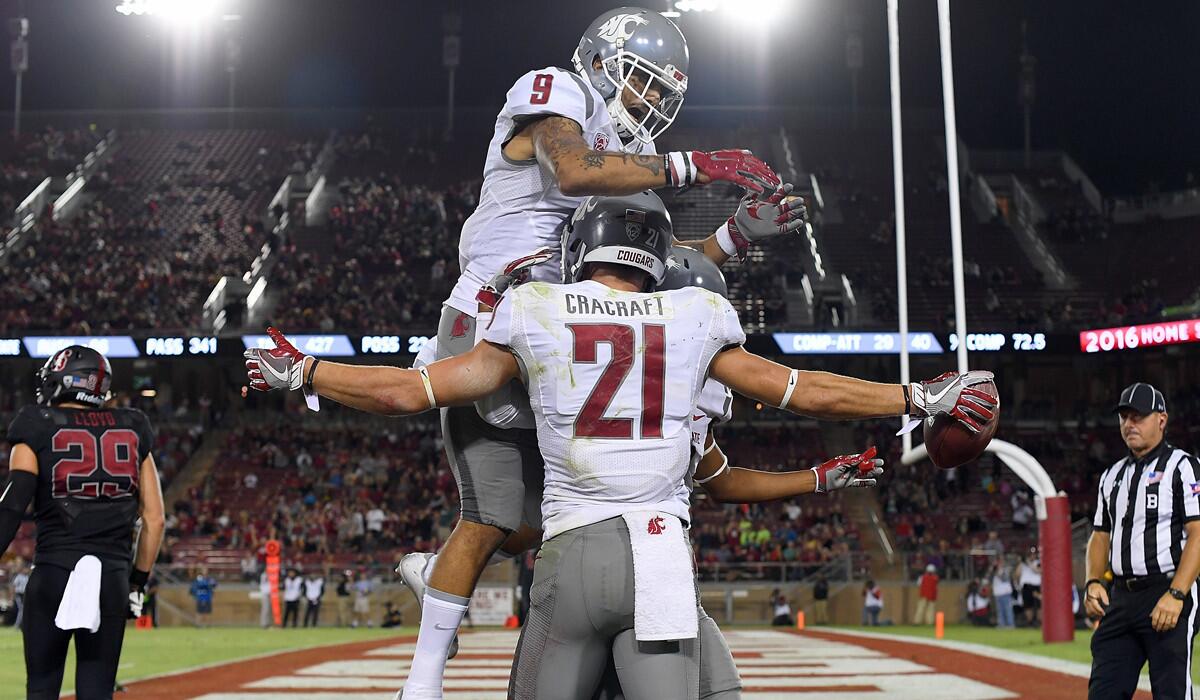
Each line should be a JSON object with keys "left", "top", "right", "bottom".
{"left": 596, "top": 13, "right": 648, "bottom": 43}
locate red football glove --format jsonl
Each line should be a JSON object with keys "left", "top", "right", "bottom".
{"left": 244, "top": 327, "right": 309, "bottom": 392}
{"left": 665, "top": 149, "right": 781, "bottom": 195}
{"left": 721, "top": 182, "right": 810, "bottom": 261}
{"left": 476, "top": 247, "right": 555, "bottom": 309}
{"left": 812, "top": 447, "right": 884, "bottom": 493}
{"left": 910, "top": 370, "right": 997, "bottom": 434}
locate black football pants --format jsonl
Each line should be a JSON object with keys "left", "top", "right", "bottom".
{"left": 23, "top": 562, "right": 129, "bottom": 700}
{"left": 1089, "top": 580, "right": 1199, "bottom": 699}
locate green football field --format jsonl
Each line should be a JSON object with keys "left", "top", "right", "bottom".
{"left": 0, "top": 626, "right": 416, "bottom": 700}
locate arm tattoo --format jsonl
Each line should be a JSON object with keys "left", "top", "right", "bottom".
{"left": 623, "top": 154, "right": 662, "bottom": 177}
{"left": 581, "top": 152, "right": 606, "bottom": 170}
{"left": 532, "top": 117, "right": 586, "bottom": 168}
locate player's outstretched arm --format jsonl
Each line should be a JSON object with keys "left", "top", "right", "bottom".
{"left": 526, "top": 116, "right": 779, "bottom": 197}
{"left": 695, "top": 431, "right": 882, "bottom": 503}
{"left": 708, "top": 346, "right": 997, "bottom": 430}
{"left": 245, "top": 327, "right": 518, "bottom": 416}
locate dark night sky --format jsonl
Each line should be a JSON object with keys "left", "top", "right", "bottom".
{"left": 1, "top": 0, "right": 1195, "bottom": 194}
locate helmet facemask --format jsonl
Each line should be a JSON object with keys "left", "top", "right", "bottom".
{"left": 603, "top": 46, "right": 687, "bottom": 147}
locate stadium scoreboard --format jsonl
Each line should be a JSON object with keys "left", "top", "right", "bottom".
{"left": 1, "top": 322, "right": 1196, "bottom": 359}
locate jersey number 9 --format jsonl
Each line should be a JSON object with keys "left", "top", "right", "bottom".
{"left": 530, "top": 73, "right": 554, "bottom": 105}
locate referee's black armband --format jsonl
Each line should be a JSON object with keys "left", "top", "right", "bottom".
{"left": 0, "top": 470, "right": 37, "bottom": 555}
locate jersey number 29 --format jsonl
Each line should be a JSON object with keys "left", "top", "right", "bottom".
{"left": 569, "top": 323, "right": 665, "bottom": 439}
{"left": 50, "top": 429, "right": 140, "bottom": 499}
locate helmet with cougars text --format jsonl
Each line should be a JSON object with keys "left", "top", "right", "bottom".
{"left": 659, "top": 245, "right": 728, "bottom": 296}
{"left": 36, "top": 345, "right": 113, "bottom": 408}
{"left": 572, "top": 6, "right": 689, "bottom": 147}
{"left": 562, "top": 191, "right": 672, "bottom": 290}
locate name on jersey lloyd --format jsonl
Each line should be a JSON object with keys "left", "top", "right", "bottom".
{"left": 563, "top": 293, "right": 666, "bottom": 318}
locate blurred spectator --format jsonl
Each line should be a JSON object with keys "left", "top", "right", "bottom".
{"left": 282, "top": 568, "right": 302, "bottom": 627}
{"left": 991, "top": 561, "right": 1016, "bottom": 628}
{"left": 966, "top": 579, "right": 991, "bottom": 626}
{"left": 915, "top": 564, "right": 939, "bottom": 625}
{"left": 813, "top": 576, "right": 830, "bottom": 625}
{"left": 862, "top": 580, "right": 883, "bottom": 626}
{"left": 303, "top": 571, "right": 325, "bottom": 627}
{"left": 189, "top": 567, "right": 217, "bottom": 627}
{"left": 770, "top": 588, "right": 793, "bottom": 626}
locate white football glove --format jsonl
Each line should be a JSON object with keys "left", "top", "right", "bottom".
{"left": 127, "top": 590, "right": 145, "bottom": 619}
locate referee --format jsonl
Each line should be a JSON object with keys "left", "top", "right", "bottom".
{"left": 1086, "top": 382, "right": 1200, "bottom": 699}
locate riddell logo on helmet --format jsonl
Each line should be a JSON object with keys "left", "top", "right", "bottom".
{"left": 596, "top": 13, "right": 648, "bottom": 43}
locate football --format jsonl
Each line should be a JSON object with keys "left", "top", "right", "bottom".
{"left": 923, "top": 379, "right": 1000, "bottom": 469}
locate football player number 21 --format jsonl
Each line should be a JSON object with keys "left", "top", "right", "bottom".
{"left": 530, "top": 73, "right": 554, "bottom": 105}
{"left": 50, "top": 429, "right": 139, "bottom": 498}
{"left": 569, "top": 323, "right": 665, "bottom": 439}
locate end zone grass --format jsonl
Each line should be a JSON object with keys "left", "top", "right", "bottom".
{"left": 0, "top": 626, "right": 416, "bottom": 700}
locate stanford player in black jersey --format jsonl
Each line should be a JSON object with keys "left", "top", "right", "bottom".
{"left": 0, "top": 346, "right": 165, "bottom": 700}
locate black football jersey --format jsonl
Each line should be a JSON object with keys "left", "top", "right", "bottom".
{"left": 6, "top": 404, "right": 156, "bottom": 569}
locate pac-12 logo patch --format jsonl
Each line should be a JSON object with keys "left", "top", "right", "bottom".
{"left": 593, "top": 132, "right": 609, "bottom": 151}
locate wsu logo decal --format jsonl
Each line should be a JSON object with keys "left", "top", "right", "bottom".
{"left": 596, "top": 13, "right": 648, "bottom": 43}
{"left": 593, "top": 132, "right": 610, "bottom": 151}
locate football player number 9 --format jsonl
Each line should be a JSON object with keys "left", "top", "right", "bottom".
{"left": 530, "top": 73, "right": 554, "bottom": 105}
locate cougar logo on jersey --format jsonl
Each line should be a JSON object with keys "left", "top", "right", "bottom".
{"left": 647, "top": 516, "right": 666, "bottom": 535}
{"left": 593, "top": 132, "right": 609, "bottom": 151}
{"left": 596, "top": 13, "right": 648, "bottom": 43}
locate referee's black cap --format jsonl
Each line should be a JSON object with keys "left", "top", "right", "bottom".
{"left": 1113, "top": 382, "right": 1167, "bottom": 414}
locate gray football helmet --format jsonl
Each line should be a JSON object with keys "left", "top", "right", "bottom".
{"left": 572, "top": 6, "right": 689, "bottom": 146}
{"left": 562, "top": 191, "right": 672, "bottom": 289}
{"left": 659, "top": 245, "right": 728, "bottom": 296}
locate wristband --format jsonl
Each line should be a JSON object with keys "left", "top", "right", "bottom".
{"left": 665, "top": 151, "right": 695, "bottom": 188}
{"left": 902, "top": 384, "right": 912, "bottom": 415}
{"left": 662, "top": 154, "right": 672, "bottom": 188}
{"left": 130, "top": 568, "right": 150, "bottom": 590}
{"left": 1169, "top": 587, "right": 1187, "bottom": 601}
{"left": 417, "top": 366, "right": 437, "bottom": 409}
{"left": 778, "top": 369, "right": 799, "bottom": 409}
{"left": 694, "top": 453, "right": 729, "bottom": 485}
{"left": 1085, "top": 578, "right": 1104, "bottom": 592}
{"left": 714, "top": 221, "right": 739, "bottom": 259}
{"left": 305, "top": 357, "right": 321, "bottom": 393}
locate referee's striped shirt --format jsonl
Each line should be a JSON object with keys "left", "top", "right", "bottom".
{"left": 1092, "top": 441, "right": 1200, "bottom": 577}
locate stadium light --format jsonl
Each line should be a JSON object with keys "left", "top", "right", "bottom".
{"left": 115, "top": 0, "right": 231, "bottom": 25}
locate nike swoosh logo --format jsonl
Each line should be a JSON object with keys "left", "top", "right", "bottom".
{"left": 434, "top": 623, "right": 459, "bottom": 631}
{"left": 260, "top": 358, "right": 289, "bottom": 382}
{"left": 692, "top": 414, "right": 706, "bottom": 421}
{"left": 924, "top": 381, "right": 958, "bottom": 406}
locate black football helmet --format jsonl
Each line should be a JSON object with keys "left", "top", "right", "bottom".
{"left": 36, "top": 345, "right": 113, "bottom": 408}
{"left": 562, "top": 191, "right": 672, "bottom": 290}
{"left": 659, "top": 245, "right": 728, "bottom": 296}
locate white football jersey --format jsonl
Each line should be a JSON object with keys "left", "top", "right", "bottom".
{"left": 445, "top": 66, "right": 656, "bottom": 316}
{"left": 482, "top": 280, "right": 746, "bottom": 540}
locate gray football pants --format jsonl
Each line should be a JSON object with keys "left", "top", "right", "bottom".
{"left": 510, "top": 517, "right": 740, "bottom": 700}
{"left": 593, "top": 612, "right": 743, "bottom": 700}
{"left": 437, "top": 305, "right": 543, "bottom": 533}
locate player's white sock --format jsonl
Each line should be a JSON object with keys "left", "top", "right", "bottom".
{"left": 405, "top": 587, "right": 469, "bottom": 694}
